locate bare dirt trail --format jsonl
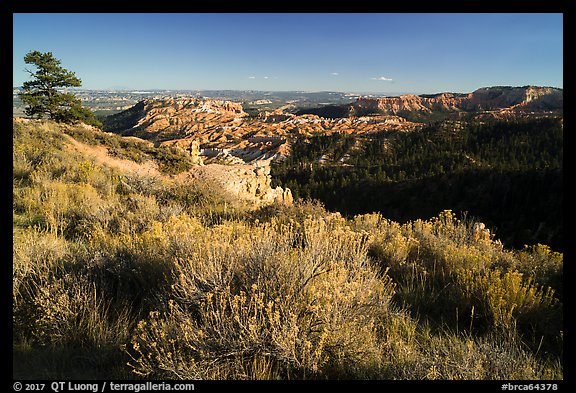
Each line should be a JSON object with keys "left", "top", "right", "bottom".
{"left": 62, "top": 132, "right": 219, "bottom": 184}
{"left": 63, "top": 133, "right": 163, "bottom": 178}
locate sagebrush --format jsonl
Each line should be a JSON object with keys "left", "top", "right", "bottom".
{"left": 13, "top": 120, "right": 563, "bottom": 380}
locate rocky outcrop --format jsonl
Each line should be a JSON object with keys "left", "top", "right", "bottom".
{"left": 104, "top": 97, "right": 247, "bottom": 140}
{"left": 104, "top": 98, "right": 420, "bottom": 164}
{"left": 351, "top": 86, "right": 562, "bottom": 115}
{"left": 188, "top": 140, "right": 204, "bottom": 166}
{"left": 159, "top": 139, "right": 205, "bottom": 166}
{"left": 185, "top": 163, "right": 293, "bottom": 207}
{"left": 466, "top": 86, "right": 563, "bottom": 111}
{"left": 103, "top": 86, "right": 561, "bottom": 167}
{"left": 353, "top": 94, "right": 460, "bottom": 114}
{"left": 205, "top": 150, "right": 246, "bottom": 165}
{"left": 260, "top": 109, "right": 296, "bottom": 123}
{"left": 463, "top": 86, "right": 563, "bottom": 111}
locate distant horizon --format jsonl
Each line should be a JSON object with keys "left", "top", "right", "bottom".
{"left": 11, "top": 82, "right": 564, "bottom": 98}
{"left": 12, "top": 84, "right": 564, "bottom": 98}
{"left": 13, "top": 13, "right": 563, "bottom": 94}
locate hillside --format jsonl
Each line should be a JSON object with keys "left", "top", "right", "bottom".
{"left": 299, "top": 86, "right": 563, "bottom": 122}
{"left": 102, "top": 97, "right": 420, "bottom": 163}
{"left": 100, "top": 86, "right": 562, "bottom": 168}
{"left": 272, "top": 116, "right": 563, "bottom": 251}
{"left": 13, "top": 118, "right": 563, "bottom": 380}
{"left": 13, "top": 118, "right": 292, "bottom": 209}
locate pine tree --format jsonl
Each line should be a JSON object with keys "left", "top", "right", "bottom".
{"left": 18, "top": 50, "right": 101, "bottom": 127}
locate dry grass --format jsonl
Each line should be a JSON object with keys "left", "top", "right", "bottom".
{"left": 126, "top": 217, "right": 395, "bottom": 379}
{"left": 13, "top": 120, "right": 563, "bottom": 380}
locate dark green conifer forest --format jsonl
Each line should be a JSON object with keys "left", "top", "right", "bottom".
{"left": 272, "top": 117, "right": 563, "bottom": 250}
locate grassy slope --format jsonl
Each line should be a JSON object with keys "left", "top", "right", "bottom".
{"left": 13, "top": 120, "right": 563, "bottom": 380}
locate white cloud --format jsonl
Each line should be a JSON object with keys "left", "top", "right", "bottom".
{"left": 263, "top": 76, "right": 269, "bottom": 79}
{"left": 248, "top": 76, "right": 256, "bottom": 79}
{"left": 371, "top": 76, "right": 393, "bottom": 81}
{"left": 331, "top": 72, "right": 339, "bottom": 76}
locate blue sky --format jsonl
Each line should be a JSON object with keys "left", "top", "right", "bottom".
{"left": 13, "top": 13, "right": 563, "bottom": 94}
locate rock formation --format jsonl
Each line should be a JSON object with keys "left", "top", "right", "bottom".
{"left": 91, "top": 85, "right": 562, "bottom": 212}
{"left": 158, "top": 139, "right": 205, "bottom": 166}
{"left": 103, "top": 86, "right": 562, "bottom": 167}
{"left": 188, "top": 140, "right": 204, "bottom": 166}
{"left": 351, "top": 86, "right": 562, "bottom": 115}
{"left": 104, "top": 97, "right": 420, "bottom": 164}
{"left": 185, "top": 163, "right": 292, "bottom": 207}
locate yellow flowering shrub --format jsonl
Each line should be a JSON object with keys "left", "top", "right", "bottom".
{"left": 127, "top": 216, "right": 396, "bottom": 379}
{"left": 13, "top": 121, "right": 563, "bottom": 380}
